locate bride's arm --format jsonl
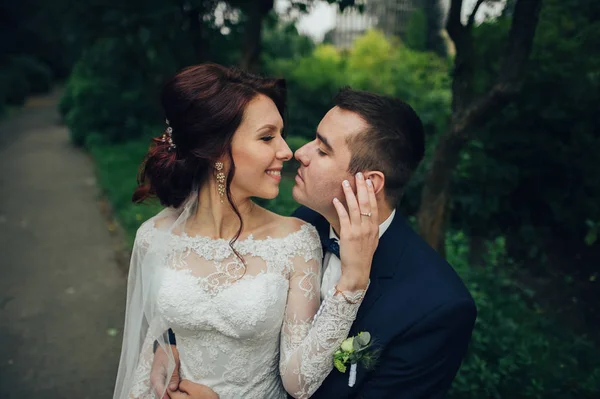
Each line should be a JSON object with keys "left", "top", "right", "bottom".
{"left": 279, "top": 251, "right": 368, "bottom": 399}
{"left": 280, "top": 175, "right": 379, "bottom": 398}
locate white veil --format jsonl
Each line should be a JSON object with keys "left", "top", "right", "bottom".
{"left": 113, "top": 192, "right": 200, "bottom": 399}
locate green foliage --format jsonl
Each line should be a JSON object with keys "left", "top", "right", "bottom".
{"left": 59, "top": 0, "right": 247, "bottom": 147}
{"left": 405, "top": 8, "right": 428, "bottom": 52}
{"left": 445, "top": 233, "right": 600, "bottom": 398}
{"left": 89, "top": 137, "right": 162, "bottom": 246}
{"left": 267, "top": 30, "right": 451, "bottom": 141}
{"left": 1, "top": 0, "right": 74, "bottom": 86}
{"left": 268, "top": 44, "right": 346, "bottom": 138}
{"left": 348, "top": 31, "right": 452, "bottom": 135}
{"left": 9, "top": 55, "right": 53, "bottom": 93}
{"left": 0, "top": 63, "right": 30, "bottom": 106}
{"left": 0, "top": 55, "right": 52, "bottom": 112}
{"left": 261, "top": 14, "right": 315, "bottom": 64}
{"left": 61, "top": 29, "right": 180, "bottom": 146}
{"left": 451, "top": 0, "right": 600, "bottom": 278}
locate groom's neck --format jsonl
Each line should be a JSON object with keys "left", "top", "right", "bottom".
{"left": 325, "top": 204, "right": 394, "bottom": 236}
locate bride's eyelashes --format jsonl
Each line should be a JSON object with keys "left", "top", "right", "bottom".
{"left": 260, "top": 135, "right": 275, "bottom": 142}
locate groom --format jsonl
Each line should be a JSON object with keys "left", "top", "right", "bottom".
{"left": 156, "top": 88, "right": 476, "bottom": 398}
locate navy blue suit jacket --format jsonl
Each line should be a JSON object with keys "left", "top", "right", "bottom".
{"left": 292, "top": 206, "right": 476, "bottom": 399}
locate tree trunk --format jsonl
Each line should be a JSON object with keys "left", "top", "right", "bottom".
{"left": 416, "top": 0, "right": 543, "bottom": 252}
{"left": 422, "top": 0, "right": 447, "bottom": 56}
{"left": 239, "top": 0, "right": 273, "bottom": 72}
{"left": 417, "top": 131, "right": 467, "bottom": 253}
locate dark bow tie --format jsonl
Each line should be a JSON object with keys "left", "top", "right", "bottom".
{"left": 322, "top": 237, "right": 340, "bottom": 258}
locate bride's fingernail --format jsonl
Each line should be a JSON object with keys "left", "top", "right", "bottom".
{"left": 343, "top": 180, "right": 350, "bottom": 187}
{"left": 333, "top": 197, "right": 340, "bottom": 203}
{"left": 356, "top": 172, "right": 363, "bottom": 180}
{"left": 366, "top": 179, "right": 373, "bottom": 187}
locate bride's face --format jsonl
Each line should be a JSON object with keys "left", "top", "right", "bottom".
{"left": 228, "top": 94, "right": 292, "bottom": 200}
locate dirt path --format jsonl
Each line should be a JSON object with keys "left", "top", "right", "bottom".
{"left": 0, "top": 89, "right": 127, "bottom": 398}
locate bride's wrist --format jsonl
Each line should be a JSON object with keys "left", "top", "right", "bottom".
{"left": 336, "top": 273, "right": 370, "bottom": 293}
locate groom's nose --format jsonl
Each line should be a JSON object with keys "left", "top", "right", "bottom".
{"left": 294, "top": 143, "right": 309, "bottom": 166}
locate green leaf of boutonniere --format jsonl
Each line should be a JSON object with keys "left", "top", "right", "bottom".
{"left": 333, "top": 331, "right": 379, "bottom": 375}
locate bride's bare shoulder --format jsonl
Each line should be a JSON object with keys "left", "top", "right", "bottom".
{"left": 254, "top": 208, "right": 315, "bottom": 239}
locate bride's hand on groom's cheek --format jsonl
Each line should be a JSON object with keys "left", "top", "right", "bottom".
{"left": 168, "top": 380, "right": 219, "bottom": 399}
{"left": 333, "top": 172, "right": 380, "bottom": 291}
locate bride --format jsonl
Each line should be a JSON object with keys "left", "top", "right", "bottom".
{"left": 113, "top": 63, "right": 379, "bottom": 399}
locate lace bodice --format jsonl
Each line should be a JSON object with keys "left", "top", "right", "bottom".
{"left": 126, "top": 215, "right": 366, "bottom": 399}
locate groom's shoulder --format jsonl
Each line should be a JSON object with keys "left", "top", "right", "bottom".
{"left": 385, "top": 216, "right": 474, "bottom": 305}
{"left": 291, "top": 206, "right": 325, "bottom": 225}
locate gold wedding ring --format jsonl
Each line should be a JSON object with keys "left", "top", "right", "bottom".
{"left": 360, "top": 212, "right": 372, "bottom": 217}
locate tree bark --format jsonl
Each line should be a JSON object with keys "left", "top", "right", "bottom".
{"left": 417, "top": 131, "right": 467, "bottom": 254}
{"left": 422, "top": 0, "right": 447, "bottom": 56}
{"left": 239, "top": 0, "right": 273, "bottom": 72}
{"left": 417, "top": 0, "right": 543, "bottom": 252}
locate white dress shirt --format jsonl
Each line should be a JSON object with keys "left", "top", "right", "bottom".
{"left": 320, "top": 209, "right": 396, "bottom": 300}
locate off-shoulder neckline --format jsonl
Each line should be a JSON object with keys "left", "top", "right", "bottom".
{"left": 148, "top": 220, "right": 317, "bottom": 245}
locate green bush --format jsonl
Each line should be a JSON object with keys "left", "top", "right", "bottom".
{"left": 62, "top": 33, "right": 180, "bottom": 147}
{"left": 269, "top": 44, "right": 346, "bottom": 139}
{"left": 0, "top": 64, "right": 30, "bottom": 106}
{"left": 267, "top": 30, "right": 451, "bottom": 141}
{"left": 89, "top": 136, "right": 162, "bottom": 246}
{"left": 10, "top": 55, "right": 53, "bottom": 94}
{"left": 450, "top": 0, "right": 600, "bottom": 278}
{"left": 446, "top": 233, "right": 600, "bottom": 398}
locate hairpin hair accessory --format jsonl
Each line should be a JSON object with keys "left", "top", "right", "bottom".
{"left": 162, "top": 118, "right": 176, "bottom": 151}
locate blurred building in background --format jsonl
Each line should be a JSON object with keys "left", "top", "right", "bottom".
{"left": 328, "top": 0, "right": 417, "bottom": 48}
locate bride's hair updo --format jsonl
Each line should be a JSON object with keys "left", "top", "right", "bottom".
{"left": 132, "top": 63, "right": 286, "bottom": 208}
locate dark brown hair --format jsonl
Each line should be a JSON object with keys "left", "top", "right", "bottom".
{"left": 133, "top": 63, "right": 286, "bottom": 255}
{"left": 334, "top": 87, "right": 425, "bottom": 205}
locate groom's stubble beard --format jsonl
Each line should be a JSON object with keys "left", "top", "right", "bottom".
{"left": 293, "top": 173, "right": 347, "bottom": 219}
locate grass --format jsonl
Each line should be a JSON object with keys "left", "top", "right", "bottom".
{"left": 90, "top": 140, "right": 162, "bottom": 246}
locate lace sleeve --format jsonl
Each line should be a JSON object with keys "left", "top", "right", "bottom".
{"left": 279, "top": 225, "right": 367, "bottom": 398}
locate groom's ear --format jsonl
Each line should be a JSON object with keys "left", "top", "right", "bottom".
{"left": 364, "top": 171, "right": 385, "bottom": 196}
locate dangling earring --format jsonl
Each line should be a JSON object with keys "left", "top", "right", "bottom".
{"left": 215, "top": 162, "right": 225, "bottom": 204}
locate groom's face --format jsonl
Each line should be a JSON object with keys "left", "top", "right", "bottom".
{"left": 292, "top": 106, "right": 368, "bottom": 216}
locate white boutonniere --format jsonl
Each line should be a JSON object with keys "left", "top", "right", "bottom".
{"left": 333, "top": 331, "right": 380, "bottom": 387}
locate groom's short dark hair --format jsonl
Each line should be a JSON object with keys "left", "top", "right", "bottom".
{"left": 334, "top": 87, "right": 425, "bottom": 205}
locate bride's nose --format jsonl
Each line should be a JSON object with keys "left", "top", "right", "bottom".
{"left": 277, "top": 138, "right": 293, "bottom": 161}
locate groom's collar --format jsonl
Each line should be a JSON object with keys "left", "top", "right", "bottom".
{"left": 312, "top": 209, "right": 410, "bottom": 280}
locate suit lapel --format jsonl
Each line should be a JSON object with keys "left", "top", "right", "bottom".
{"left": 306, "top": 209, "right": 412, "bottom": 326}
{"left": 352, "top": 214, "right": 411, "bottom": 326}
{"left": 312, "top": 214, "right": 331, "bottom": 263}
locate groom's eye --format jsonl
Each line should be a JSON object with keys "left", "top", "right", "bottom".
{"left": 317, "top": 148, "right": 327, "bottom": 156}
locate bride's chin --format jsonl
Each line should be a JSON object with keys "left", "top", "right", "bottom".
{"left": 254, "top": 187, "right": 279, "bottom": 200}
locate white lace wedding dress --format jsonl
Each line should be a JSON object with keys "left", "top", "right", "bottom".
{"left": 120, "top": 209, "right": 366, "bottom": 399}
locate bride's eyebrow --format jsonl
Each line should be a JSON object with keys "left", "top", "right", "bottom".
{"left": 256, "top": 124, "right": 280, "bottom": 134}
